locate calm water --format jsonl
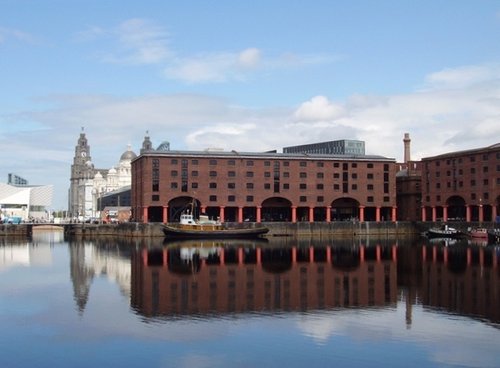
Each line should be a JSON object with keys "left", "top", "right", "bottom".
{"left": 1, "top": 231, "right": 499, "bottom": 368}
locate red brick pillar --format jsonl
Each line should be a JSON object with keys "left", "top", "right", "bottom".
{"left": 492, "top": 205, "right": 498, "bottom": 222}
{"left": 466, "top": 205, "right": 471, "bottom": 222}
{"left": 375, "top": 207, "right": 381, "bottom": 222}
{"left": 309, "top": 207, "right": 314, "bottom": 222}
{"left": 256, "top": 206, "right": 262, "bottom": 223}
{"left": 391, "top": 206, "right": 397, "bottom": 222}
{"left": 291, "top": 206, "right": 297, "bottom": 223}
{"left": 142, "top": 207, "right": 148, "bottom": 223}
{"left": 220, "top": 206, "right": 225, "bottom": 222}
{"left": 421, "top": 206, "right": 426, "bottom": 222}
{"left": 479, "top": 204, "right": 484, "bottom": 223}
{"left": 443, "top": 206, "right": 448, "bottom": 222}
{"left": 359, "top": 206, "right": 365, "bottom": 222}
{"left": 162, "top": 206, "right": 168, "bottom": 223}
{"left": 326, "top": 206, "right": 331, "bottom": 222}
{"left": 432, "top": 206, "right": 436, "bottom": 222}
{"left": 238, "top": 207, "right": 243, "bottom": 223}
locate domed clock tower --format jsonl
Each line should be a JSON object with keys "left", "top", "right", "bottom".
{"left": 69, "top": 127, "right": 95, "bottom": 219}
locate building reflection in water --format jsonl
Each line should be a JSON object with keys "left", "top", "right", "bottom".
{"left": 61, "top": 236, "right": 500, "bottom": 326}
{"left": 131, "top": 238, "right": 398, "bottom": 317}
{"left": 419, "top": 240, "right": 500, "bottom": 323}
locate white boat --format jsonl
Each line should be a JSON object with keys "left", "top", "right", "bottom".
{"left": 426, "top": 225, "right": 462, "bottom": 239}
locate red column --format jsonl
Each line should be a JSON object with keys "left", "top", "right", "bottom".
{"left": 360, "top": 246, "right": 365, "bottom": 262}
{"left": 291, "top": 206, "right": 297, "bottom": 223}
{"left": 256, "top": 206, "right": 262, "bottom": 222}
{"left": 162, "top": 206, "right": 168, "bottom": 223}
{"left": 443, "top": 206, "right": 448, "bottom": 222}
{"left": 142, "top": 248, "right": 148, "bottom": 266}
{"left": 309, "top": 247, "right": 314, "bottom": 263}
{"left": 219, "top": 249, "right": 225, "bottom": 265}
{"left": 466, "top": 205, "right": 471, "bottom": 222}
{"left": 375, "top": 207, "right": 381, "bottom": 222}
{"left": 359, "top": 206, "right": 365, "bottom": 222}
{"left": 292, "top": 247, "right": 297, "bottom": 263}
{"left": 163, "top": 249, "right": 168, "bottom": 266}
{"left": 256, "top": 248, "right": 261, "bottom": 265}
{"left": 432, "top": 206, "right": 436, "bottom": 222}
{"left": 326, "top": 247, "right": 331, "bottom": 262}
{"left": 142, "top": 207, "right": 148, "bottom": 223}
{"left": 309, "top": 207, "right": 314, "bottom": 222}
{"left": 326, "top": 206, "right": 331, "bottom": 222}
{"left": 392, "top": 245, "right": 397, "bottom": 262}
{"left": 421, "top": 206, "right": 426, "bottom": 222}
{"left": 422, "top": 246, "right": 427, "bottom": 261}
{"left": 391, "top": 206, "right": 397, "bottom": 222}
{"left": 238, "top": 248, "right": 244, "bottom": 265}
{"left": 220, "top": 206, "right": 225, "bottom": 222}
{"left": 201, "top": 206, "right": 206, "bottom": 214}
{"left": 492, "top": 205, "right": 498, "bottom": 222}
{"left": 238, "top": 207, "right": 243, "bottom": 223}
{"left": 479, "top": 205, "right": 484, "bottom": 223}
{"left": 376, "top": 245, "right": 381, "bottom": 262}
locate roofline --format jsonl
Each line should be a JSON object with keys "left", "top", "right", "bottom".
{"left": 132, "top": 149, "right": 395, "bottom": 162}
{"left": 422, "top": 142, "right": 500, "bottom": 161}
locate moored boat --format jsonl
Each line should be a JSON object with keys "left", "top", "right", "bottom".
{"left": 467, "top": 227, "right": 488, "bottom": 239}
{"left": 425, "top": 225, "right": 463, "bottom": 239}
{"left": 487, "top": 228, "right": 500, "bottom": 244}
{"left": 163, "top": 210, "right": 269, "bottom": 239}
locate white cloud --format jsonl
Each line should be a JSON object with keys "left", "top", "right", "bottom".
{"left": 79, "top": 18, "right": 171, "bottom": 64}
{"left": 0, "top": 26, "right": 35, "bottom": 44}
{"left": 294, "top": 96, "right": 344, "bottom": 121}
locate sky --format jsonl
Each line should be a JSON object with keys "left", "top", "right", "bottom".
{"left": 1, "top": 0, "right": 500, "bottom": 210}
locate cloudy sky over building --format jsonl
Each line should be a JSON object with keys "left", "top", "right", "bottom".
{"left": 1, "top": 1, "right": 500, "bottom": 209}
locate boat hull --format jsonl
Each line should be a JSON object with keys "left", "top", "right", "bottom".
{"left": 426, "top": 228, "right": 462, "bottom": 239}
{"left": 163, "top": 224, "right": 269, "bottom": 239}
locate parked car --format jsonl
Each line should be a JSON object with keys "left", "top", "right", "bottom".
{"left": 4, "top": 216, "right": 23, "bottom": 224}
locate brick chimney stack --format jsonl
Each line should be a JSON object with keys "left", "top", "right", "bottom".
{"left": 403, "top": 133, "right": 411, "bottom": 164}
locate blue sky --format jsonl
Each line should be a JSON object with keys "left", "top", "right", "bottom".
{"left": 1, "top": 0, "right": 500, "bottom": 209}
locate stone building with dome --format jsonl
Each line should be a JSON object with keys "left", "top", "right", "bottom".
{"left": 68, "top": 128, "right": 137, "bottom": 220}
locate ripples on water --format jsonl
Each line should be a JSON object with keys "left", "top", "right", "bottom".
{"left": 0, "top": 232, "right": 499, "bottom": 368}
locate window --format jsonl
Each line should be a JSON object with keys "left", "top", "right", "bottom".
{"left": 484, "top": 192, "right": 489, "bottom": 200}
{"left": 351, "top": 173, "right": 357, "bottom": 179}
{"left": 334, "top": 184, "right": 340, "bottom": 190}
{"left": 317, "top": 196, "right": 324, "bottom": 202}
{"left": 228, "top": 160, "right": 235, "bottom": 166}
{"left": 283, "top": 172, "right": 290, "bottom": 178}
{"left": 470, "top": 156, "right": 476, "bottom": 162}
{"left": 367, "top": 173, "right": 373, "bottom": 179}
{"left": 483, "top": 179, "right": 489, "bottom": 185}
{"left": 209, "top": 182, "right": 217, "bottom": 189}
{"left": 471, "top": 168, "right": 476, "bottom": 174}
{"left": 171, "top": 159, "right": 178, "bottom": 164}
{"left": 483, "top": 166, "right": 489, "bottom": 173}
{"left": 283, "top": 183, "right": 290, "bottom": 189}
{"left": 317, "top": 172, "right": 324, "bottom": 179}
{"left": 246, "top": 160, "right": 254, "bottom": 166}
{"left": 367, "top": 196, "right": 374, "bottom": 203}
{"left": 264, "top": 161, "right": 271, "bottom": 166}
{"left": 334, "top": 173, "right": 340, "bottom": 179}
{"left": 191, "top": 159, "right": 198, "bottom": 165}
{"left": 333, "top": 163, "right": 340, "bottom": 168}
{"left": 209, "top": 195, "right": 217, "bottom": 202}
{"left": 436, "top": 183, "right": 441, "bottom": 189}
{"left": 300, "top": 172, "right": 307, "bottom": 178}
{"left": 209, "top": 159, "right": 217, "bottom": 165}
{"left": 351, "top": 184, "right": 358, "bottom": 190}
{"left": 246, "top": 183, "right": 254, "bottom": 189}
{"left": 436, "top": 195, "right": 441, "bottom": 202}
{"left": 171, "top": 170, "right": 178, "bottom": 177}
{"left": 317, "top": 162, "right": 324, "bottom": 167}
{"left": 170, "top": 182, "right": 178, "bottom": 189}
{"left": 152, "top": 194, "right": 159, "bottom": 201}
{"left": 209, "top": 171, "right": 217, "bottom": 177}
{"left": 283, "top": 161, "right": 289, "bottom": 167}
{"left": 191, "top": 182, "right": 198, "bottom": 189}
{"left": 264, "top": 183, "right": 271, "bottom": 189}
{"left": 471, "top": 193, "right": 476, "bottom": 200}
{"left": 228, "top": 183, "right": 235, "bottom": 189}
{"left": 246, "top": 195, "right": 254, "bottom": 202}
{"left": 471, "top": 179, "right": 476, "bottom": 186}
{"left": 191, "top": 170, "right": 198, "bottom": 177}
{"left": 383, "top": 164, "right": 389, "bottom": 171}
{"left": 367, "top": 163, "right": 373, "bottom": 168}
{"left": 483, "top": 154, "right": 489, "bottom": 160}
{"left": 383, "top": 196, "right": 389, "bottom": 202}
{"left": 316, "top": 183, "right": 324, "bottom": 190}
{"left": 300, "top": 196, "right": 307, "bottom": 202}
{"left": 352, "top": 163, "right": 357, "bottom": 168}
{"left": 300, "top": 161, "right": 307, "bottom": 167}
{"left": 264, "top": 171, "right": 271, "bottom": 178}
{"left": 300, "top": 183, "right": 307, "bottom": 189}
{"left": 246, "top": 171, "right": 254, "bottom": 177}
{"left": 367, "top": 184, "right": 374, "bottom": 190}
{"left": 228, "top": 195, "right": 235, "bottom": 202}
{"left": 228, "top": 171, "right": 236, "bottom": 177}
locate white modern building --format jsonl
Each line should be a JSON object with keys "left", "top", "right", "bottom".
{"left": 0, "top": 183, "right": 53, "bottom": 222}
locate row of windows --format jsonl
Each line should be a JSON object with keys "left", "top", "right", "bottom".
{"left": 426, "top": 192, "right": 491, "bottom": 202}
{"left": 169, "top": 158, "right": 382, "bottom": 169}
{"left": 434, "top": 178, "right": 493, "bottom": 189}
{"left": 432, "top": 165, "right": 497, "bottom": 177}
{"left": 169, "top": 170, "right": 379, "bottom": 179}
{"left": 431, "top": 152, "right": 500, "bottom": 167}
{"left": 169, "top": 181, "right": 380, "bottom": 191}
{"left": 152, "top": 194, "right": 390, "bottom": 203}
